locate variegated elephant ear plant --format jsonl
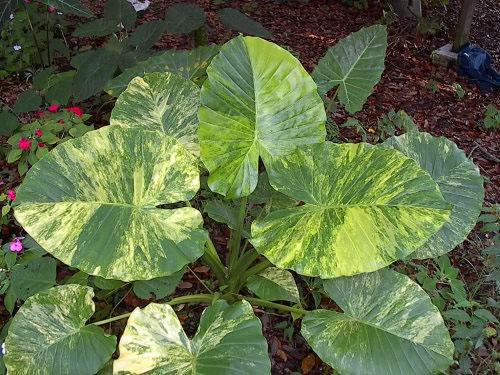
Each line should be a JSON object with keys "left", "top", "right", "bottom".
{"left": 4, "top": 25, "right": 484, "bottom": 375}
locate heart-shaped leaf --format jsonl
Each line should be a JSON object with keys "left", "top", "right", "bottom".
{"left": 14, "top": 126, "right": 208, "bottom": 281}
{"left": 110, "top": 72, "right": 200, "bottom": 155}
{"left": 199, "top": 36, "right": 326, "bottom": 199}
{"left": 218, "top": 8, "right": 272, "bottom": 39}
{"left": 128, "top": 20, "right": 167, "bottom": 51}
{"left": 106, "top": 45, "right": 219, "bottom": 96}
{"left": 383, "top": 132, "right": 484, "bottom": 259}
{"left": 312, "top": 25, "right": 387, "bottom": 114}
{"left": 165, "top": 3, "right": 205, "bottom": 34}
{"left": 251, "top": 142, "right": 451, "bottom": 278}
{"left": 4, "top": 285, "right": 116, "bottom": 375}
{"left": 301, "top": 269, "right": 454, "bottom": 374}
{"left": 11, "top": 257, "right": 56, "bottom": 300}
{"left": 114, "top": 300, "right": 271, "bottom": 374}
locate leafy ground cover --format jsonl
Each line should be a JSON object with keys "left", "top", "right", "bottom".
{"left": 0, "top": 0, "right": 499, "bottom": 374}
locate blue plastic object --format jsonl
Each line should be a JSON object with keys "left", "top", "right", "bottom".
{"left": 457, "top": 43, "right": 500, "bottom": 92}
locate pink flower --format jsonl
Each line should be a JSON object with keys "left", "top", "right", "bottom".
{"left": 7, "top": 190, "right": 16, "bottom": 201}
{"left": 57, "top": 119, "right": 65, "bottom": 125}
{"left": 48, "top": 104, "right": 60, "bottom": 113}
{"left": 18, "top": 138, "right": 32, "bottom": 150}
{"left": 48, "top": 6, "right": 56, "bottom": 13}
{"left": 38, "top": 142, "right": 45, "bottom": 148}
{"left": 35, "top": 110, "right": 45, "bottom": 118}
{"left": 35, "top": 128, "right": 43, "bottom": 137}
{"left": 65, "top": 106, "right": 83, "bottom": 118}
{"left": 9, "top": 238, "right": 23, "bottom": 253}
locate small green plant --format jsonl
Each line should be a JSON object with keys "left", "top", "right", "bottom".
{"left": 0, "top": 3, "right": 68, "bottom": 76}
{"left": 341, "top": 110, "right": 418, "bottom": 143}
{"left": 425, "top": 78, "right": 440, "bottom": 93}
{"left": 417, "top": 16, "right": 443, "bottom": 36}
{"left": 5, "top": 105, "right": 93, "bottom": 175}
{"left": 483, "top": 104, "right": 500, "bottom": 130}
{"left": 411, "top": 254, "right": 498, "bottom": 374}
{"left": 478, "top": 205, "right": 500, "bottom": 291}
{"left": 452, "top": 82, "right": 466, "bottom": 99}
{"left": 380, "top": 6, "right": 398, "bottom": 26}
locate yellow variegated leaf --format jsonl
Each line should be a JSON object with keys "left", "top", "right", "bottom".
{"left": 199, "top": 35, "right": 326, "bottom": 199}
{"left": 14, "top": 126, "right": 208, "bottom": 282}
{"left": 110, "top": 72, "right": 201, "bottom": 155}
{"left": 251, "top": 142, "right": 451, "bottom": 278}
{"left": 114, "top": 300, "right": 271, "bottom": 374}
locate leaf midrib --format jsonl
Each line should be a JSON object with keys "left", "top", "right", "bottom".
{"left": 302, "top": 202, "right": 448, "bottom": 210}
{"left": 20, "top": 201, "right": 161, "bottom": 209}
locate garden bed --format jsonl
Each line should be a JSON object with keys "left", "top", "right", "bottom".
{"left": 0, "top": 0, "right": 498, "bottom": 374}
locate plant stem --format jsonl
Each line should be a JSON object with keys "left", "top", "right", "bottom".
{"left": 235, "top": 295, "right": 308, "bottom": 316}
{"left": 326, "top": 89, "right": 339, "bottom": 113}
{"left": 91, "top": 294, "right": 214, "bottom": 326}
{"left": 92, "top": 312, "right": 132, "bottom": 326}
{"left": 242, "top": 259, "right": 272, "bottom": 280}
{"left": 202, "top": 237, "right": 227, "bottom": 285}
{"left": 188, "top": 266, "right": 213, "bottom": 294}
{"left": 23, "top": 2, "right": 45, "bottom": 67}
{"left": 227, "top": 249, "right": 260, "bottom": 294}
{"left": 228, "top": 196, "right": 248, "bottom": 269}
{"left": 193, "top": 26, "right": 208, "bottom": 47}
{"left": 45, "top": 8, "right": 51, "bottom": 65}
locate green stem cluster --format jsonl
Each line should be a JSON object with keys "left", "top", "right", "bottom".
{"left": 93, "top": 197, "right": 302, "bottom": 327}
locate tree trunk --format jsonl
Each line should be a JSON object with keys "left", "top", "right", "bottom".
{"left": 453, "top": 0, "right": 476, "bottom": 52}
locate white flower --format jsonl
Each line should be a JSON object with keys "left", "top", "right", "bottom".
{"left": 127, "top": 0, "right": 150, "bottom": 12}
{"left": 9, "top": 13, "right": 14, "bottom": 20}
{"left": 57, "top": 12, "right": 63, "bottom": 15}
{"left": 1, "top": 342, "right": 6, "bottom": 355}
{"left": 13, "top": 44, "right": 21, "bottom": 51}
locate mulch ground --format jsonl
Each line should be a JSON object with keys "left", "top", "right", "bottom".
{"left": 1, "top": 0, "right": 499, "bottom": 373}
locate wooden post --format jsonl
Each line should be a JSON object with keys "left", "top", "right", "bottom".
{"left": 453, "top": 0, "right": 476, "bottom": 52}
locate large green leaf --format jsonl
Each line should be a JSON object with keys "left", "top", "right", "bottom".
{"left": 312, "top": 25, "right": 387, "bottom": 114}
{"left": 203, "top": 199, "right": 251, "bottom": 238}
{"left": 0, "top": 110, "right": 19, "bottom": 136}
{"left": 301, "top": 269, "right": 454, "bottom": 374}
{"left": 383, "top": 132, "right": 484, "bottom": 259}
{"left": 251, "top": 142, "right": 451, "bottom": 278}
{"left": 218, "top": 8, "right": 272, "bottom": 39}
{"left": 11, "top": 257, "right": 56, "bottom": 300}
{"left": 110, "top": 72, "right": 200, "bottom": 155}
{"left": 128, "top": 20, "right": 167, "bottom": 51}
{"left": 73, "top": 49, "right": 118, "bottom": 102}
{"left": 45, "top": 70, "right": 75, "bottom": 105}
{"left": 4, "top": 284, "right": 116, "bottom": 375}
{"left": 13, "top": 89, "right": 42, "bottom": 114}
{"left": 246, "top": 267, "right": 299, "bottom": 303}
{"left": 73, "top": 19, "right": 119, "bottom": 37}
{"left": 105, "top": 45, "right": 219, "bottom": 96}
{"left": 14, "top": 126, "right": 208, "bottom": 281}
{"left": 165, "top": 3, "right": 205, "bottom": 34}
{"left": 199, "top": 36, "right": 326, "bottom": 199}
{"left": 114, "top": 300, "right": 271, "bottom": 374}
{"left": 103, "top": 0, "right": 136, "bottom": 30}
